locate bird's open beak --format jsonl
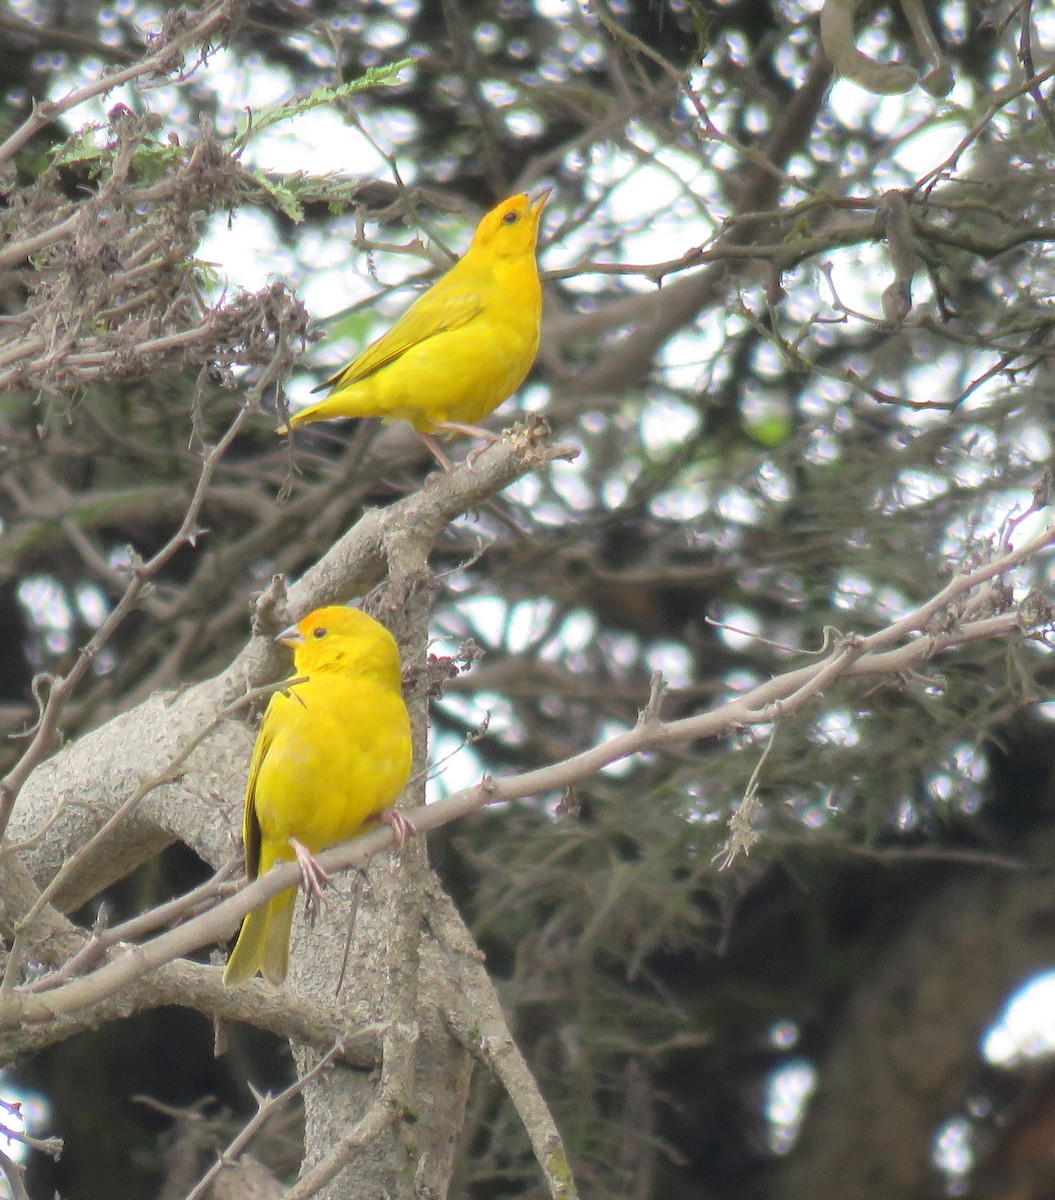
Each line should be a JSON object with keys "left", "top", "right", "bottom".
{"left": 531, "top": 187, "right": 551, "bottom": 217}
{"left": 275, "top": 623, "right": 304, "bottom": 648}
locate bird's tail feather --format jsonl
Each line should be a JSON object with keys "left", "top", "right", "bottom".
{"left": 222, "top": 886, "right": 297, "bottom": 986}
{"left": 283, "top": 395, "right": 355, "bottom": 430}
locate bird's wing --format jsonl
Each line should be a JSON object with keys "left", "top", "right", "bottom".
{"left": 317, "top": 287, "right": 484, "bottom": 392}
{"left": 241, "top": 697, "right": 280, "bottom": 881}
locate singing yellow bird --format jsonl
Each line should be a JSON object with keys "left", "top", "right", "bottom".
{"left": 223, "top": 606, "right": 413, "bottom": 987}
{"left": 283, "top": 190, "right": 549, "bottom": 469}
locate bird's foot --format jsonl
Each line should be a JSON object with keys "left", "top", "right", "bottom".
{"left": 290, "top": 837, "right": 329, "bottom": 926}
{"left": 433, "top": 421, "right": 501, "bottom": 468}
{"left": 379, "top": 808, "right": 418, "bottom": 851}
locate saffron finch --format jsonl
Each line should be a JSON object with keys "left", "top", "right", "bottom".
{"left": 284, "top": 190, "right": 549, "bottom": 469}
{"left": 223, "top": 606, "right": 412, "bottom": 987}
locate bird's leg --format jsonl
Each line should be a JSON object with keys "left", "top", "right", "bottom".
{"left": 290, "top": 836, "right": 329, "bottom": 926}
{"left": 379, "top": 808, "right": 418, "bottom": 851}
{"left": 433, "top": 421, "right": 502, "bottom": 467}
{"left": 435, "top": 420, "right": 501, "bottom": 442}
{"left": 415, "top": 429, "right": 454, "bottom": 473}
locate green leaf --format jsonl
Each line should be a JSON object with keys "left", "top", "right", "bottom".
{"left": 249, "top": 168, "right": 305, "bottom": 223}
{"left": 744, "top": 410, "right": 793, "bottom": 447}
{"left": 50, "top": 125, "right": 107, "bottom": 167}
{"left": 231, "top": 60, "right": 413, "bottom": 152}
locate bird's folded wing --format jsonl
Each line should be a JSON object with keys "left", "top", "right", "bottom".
{"left": 318, "top": 289, "right": 484, "bottom": 391}
{"left": 241, "top": 699, "right": 280, "bottom": 880}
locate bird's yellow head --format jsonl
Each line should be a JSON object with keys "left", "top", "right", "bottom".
{"left": 276, "top": 605, "right": 402, "bottom": 686}
{"left": 469, "top": 189, "right": 549, "bottom": 261}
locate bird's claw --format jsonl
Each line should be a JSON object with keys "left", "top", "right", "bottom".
{"left": 290, "top": 837, "right": 330, "bottom": 926}
{"left": 380, "top": 808, "right": 418, "bottom": 852}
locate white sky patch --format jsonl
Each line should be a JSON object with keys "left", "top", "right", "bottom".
{"left": 601, "top": 460, "right": 639, "bottom": 508}
{"left": 550, "top": 456, "right": 595, "bottom": 512}
{"left": 925, "top": 771, "right": 954, "bottom": 804}
{"left": 299, "top": 231, "right": 441, "bottom": 333}
{"left": 952, "top": 742, "right": 987, "bottom": 782}
{"left": 199, "top": 209, "right": 294, "bottom": 293}
{"left": 468, "top": 691, "right": 522, "bottom": 745}
{"left": 809, "top": 709, "right": 860, "bottom": 749}
{"left": 650, "top": 482, "right": 709, "bottom": 522}
{"left": 427, "top": 735, "right": 484, "bottom": 800}
{"left": 519, "top": 381, "right": 551, "bottom": 414}
{"left": 931, "top": 1115, "right": 974, "bottom": 1180}
{"left": 889, "top": 101, "right": 972, "bottom": 177}
{"left": 506, "top": 598, "right": 555, "bottom": 653}
{"left": 1015, "top": 423, "right": 1052, "bottom": 465}
{"left": 606, "top": 631, "right": 640, "bottom": 669}
{"left": 18, "top": 576, "right": 73, "bottom": 654}
{"left": 820, "top": 240, "right": 890, "bottom": 320}
{"left": 426, "top": 702, "right": 488, "bottom": 800}
{"left": 503, "top": 471, "right": 543, "bottom": 508}
{"left": 716, "top": 486, "right": 761, "bottom": 526}
{"left": 722, "top": 669, "right": 763, "bottom": 699}
{"left": 755, "top": 460, "right": 792, "bottom": 505}
{"left": 505, "top": 108, "right": 544, "bottom": 138}
{"left": 937, "top": 490, "right": 1053, "bottom": 567}
{"left": 803, "top": 427, "right": 840, "bottom": 465}
{"left": 831, "top": 569, "right": 874, "bottom": 611}
{"left": 75, "top": 582, "right": 109, "bottom": 628}
{"left": 873, "top": 584, "right": 911, "bottom": 623}
{"left": 549, "top": 611, "right": 597, "bottom": 656}
{"left": 800, "top": 794, "right": 836, "bottom": 830}
{"left": 889, "top": 467, "right": 948, "bottom": 510}
{"left": 713, "top": 607, "right": 760, "bottom": 652}
{"left": 0, "top": 1079, "right": 49, "bottom": 1174}
{"left": 534, "top": 0, "right": 578, "bottom": 24}
{"left": 982, "top": 969, "right": 1055, "bottom": 1067}
{"left": 456, "top": 595, "right": 508, "bottom": 649}
{"left": 763, "top": 1058, "right": 817, "bottom": 1155}
{"left": 659, "top": 327, "right": 723, "bottom": 393}
{"left": 644, "top": 641, "right": 692, "bottom": 689}
{"left": 598, "top": 720, "right": 634, "bottom": 777}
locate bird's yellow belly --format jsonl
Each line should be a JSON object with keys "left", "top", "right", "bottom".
{"left": 346, "top": 321, "right": 539, "bottom": 430}
{"left": 253, "top": 687, "right": 412, "bottom": 858}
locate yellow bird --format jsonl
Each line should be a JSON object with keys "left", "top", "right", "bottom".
{"left": 223, "top": 606, "right": 413, "bottom": 987}
{"left": 284, "top": 190, "right": 549, "bottom": 470}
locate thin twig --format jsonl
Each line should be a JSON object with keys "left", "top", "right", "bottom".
{"left": 0, "top": 403, "right": 255, "bottom": 842}
{"left": 182, "top": 1044, "right": 341, "bottom": 1200}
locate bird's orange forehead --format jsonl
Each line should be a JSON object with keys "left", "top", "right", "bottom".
{"left": 494, "top": 194, "right": 530, "bottom": 218}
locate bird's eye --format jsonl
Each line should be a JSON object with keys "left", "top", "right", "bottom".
{"left": 502, "top": 210, "right": 519, "bottom": 225}
{"left": 312, "top": 627, "right": 327, "bottom": 639}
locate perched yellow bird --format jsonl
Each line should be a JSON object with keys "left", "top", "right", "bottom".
{"left": 284, "top": 190, "right": 549, "bottom": 469}
{"left": 223, "top": 606, "right": 413, "bottom": 987}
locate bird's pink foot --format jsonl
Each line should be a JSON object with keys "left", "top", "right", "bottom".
{"left": 379, "top": 808, "right": 418, "bottom": 851}
{"left": 435, "top": 421, "right": 501, "bottom": 469}
{"left": 290, "top": 837, "right": 329, "bottom": 925}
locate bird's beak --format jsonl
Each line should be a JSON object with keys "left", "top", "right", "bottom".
{"left": 275, "top": 623, "right": 304, "bottom": 648}
{"left": 531, "top": 187, "right": 551, "bottom": 218}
